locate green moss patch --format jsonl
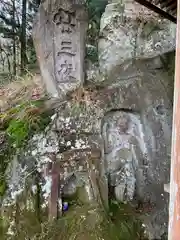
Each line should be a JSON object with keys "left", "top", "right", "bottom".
{"left": 0, "top": 99, "right": 52, "bottom": 197}
{"left": 1, "top": 200, "right": 148, "bottom": 240}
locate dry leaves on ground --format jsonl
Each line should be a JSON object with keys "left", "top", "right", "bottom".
{"left": 0, "top": 73, "right": 46, "bottom": 112}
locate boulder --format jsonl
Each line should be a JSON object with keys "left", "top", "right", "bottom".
{"left": 98, "top": 1, "right": 176, "bottom": 77}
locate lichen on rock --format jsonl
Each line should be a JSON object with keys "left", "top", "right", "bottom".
{"left": 0, "top": 0, "right": 176, "bottom": 239}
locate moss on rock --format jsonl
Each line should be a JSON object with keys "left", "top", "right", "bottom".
{"left": 0, "top": 99, "right": 52, "bottom": 197}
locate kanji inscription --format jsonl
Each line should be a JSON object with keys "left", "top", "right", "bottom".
{"left": 54, "top": 8, "right": 76, "bottom": 26}
{"left": 57, "top": 59, "right": 76, "bottom": 82}
{"left": 53, "top": 8, "right": 76, "bottom": 33}
{"left": 57, "top": 41, "right": 75, "bottom": 56}
{"left": 54, "top": 8, "right": 77, "bottom": 83}
{"left": 33, "top": 0, "right": 87, "bottom": 97}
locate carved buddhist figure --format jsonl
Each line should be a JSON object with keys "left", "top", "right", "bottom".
{"left": 103, "top": 111, "right": 147, "bottom": 202}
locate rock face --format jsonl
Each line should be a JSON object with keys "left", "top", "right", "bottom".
{"left": 2, "top": 0, "right": 176, "bottom": 239}
{"left": 98, "top": 0, "right": 176, "bottom": 76}
{"left": 96, "top": 2, "right": 175, "bottom": 239}
{"left": 33, "top": 0, "right": 88, "bottom": 98}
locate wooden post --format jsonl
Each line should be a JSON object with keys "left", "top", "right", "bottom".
{"left": 47, "top": 154, "right": 61, "bottom": 221}
{"left": 168, "top": 1, "right": 180, "bottom": 239}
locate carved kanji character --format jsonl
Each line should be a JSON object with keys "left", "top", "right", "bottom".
{"left": 57, "top": 41, "right": 76, "bottom": 56}
{"left": 57, "top": 60, "right": 73, "bottom": 81}
{"left": 53, "top": 8, "right": 76, "bottom": 27}
{"left": 61, "top": 41, "right": 72, "bottom": 51}
{"left": 61, "top": 25, "right": 73, "bottom": 33}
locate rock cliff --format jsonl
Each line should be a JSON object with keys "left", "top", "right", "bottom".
{"left": 1, "top": 0, "right": 176, "bottom": 239}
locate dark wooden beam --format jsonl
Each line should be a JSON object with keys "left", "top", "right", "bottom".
{"left": 161, "top": 0, "right": 175, "bottom": 8}
{"left": 134, "top": 0, "right": 177, "bottom": 23}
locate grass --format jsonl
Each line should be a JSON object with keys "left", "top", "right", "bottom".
{"left": 0, "top": 72, "right": 51, "bottom": 196}
{"left": 0, "top": 196, "right": 148, "bottom": 240}
{"left": 0, "top": 72, "right": 45, "bottom": 112}
{"left": 0, "top": 97, "right": 53, "bottom": 197}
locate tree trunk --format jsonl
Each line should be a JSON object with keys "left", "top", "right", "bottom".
{"left": 12, "top": 0, "right": 16, "bottom": 76}
{"left": 3, "top": 50, "right": 11, "bottom": 74}
{"left": 20, "top": 0, "right": 27, "bottom": 74}
{"left": 0, "top": 53, "right": 5, "bottom": 71}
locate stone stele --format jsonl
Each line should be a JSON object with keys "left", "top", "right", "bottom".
{"left": 33, "top": 0, "right": 88, "bottom": 98}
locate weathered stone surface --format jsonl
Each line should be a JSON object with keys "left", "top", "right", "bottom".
{"left": 103, "top": 111, "right": 147, "bottom": 202}
{"left": 2, "top": 50, "right": 175, "bottom": 237}
{"left": 2, "top": 108, "right": 106, "bottom": 212}
{"left": 3, "top": 54, "right": 174, "bottom": 235}
{"left": 0, "top": 131, "right": 8, "bottom": 154}
{"left": 2, "top": 0, "right": 176, "bottom": 239}
{"left": 94, "top": 1, "right": 175, "bottom": 238}
{"left": 33, "top": 0, "right": 88, "bottom": 98}
{"left": 98, "top": 1, "right": 176, "bottom": 76}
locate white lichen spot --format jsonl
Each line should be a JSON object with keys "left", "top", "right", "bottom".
{"left": 63, "top": 167, "right": 69, "bottom": 178}
{"left": 32, "top": 185, "right": 37, "bottom": 194}
{"left": 26, "top": 199, "right": 34, "bottom": 210}
{"left": 46, "top": 145, "right": 58, "bottom": 153}
{"left": 79, "top": 166, "right": 83, "bottom": 171}
{"left": 42, "top": 201, "right": 48, "bottom": 209}
{"left": 70, "top": 129, "right": 76, "bottom": 133}
{"left": 11, "top": 188, "right": 23, "bottom": 201}
{"left": 67, "top": 141, "right": 71, "bottom": 146}
{"left": 53, "top": 93, "right": 58, "bottom": 98}
{"left": 75, "top": 139, "right": 82, "bottom": 148}
{"left": 65, "top": 117, "right": 70, "bottom": 123}
{"left": 92, "top": 165, "right": 96, "bottom": 170}
{"left": 56, "top": 153, "right": 63, "bottom": 160}
{"left": 63, "top": 162, "right": 69, "bottom": 167}
{"left": 32, "top": 134, "right": 43, "bottom": 142}
{"left": 59, "top": 116, "right": 65, "bottom": 121}
{"left": 32, "top": 149, "right": 38, "bottom": 156}
{"left": 58, "top": 198, "right": 62, "bottom": 212}
{"left": 85, "top": 184, "right": 93, "bottom": 201}
{"left": 7, "top": 220, "right": 15, "bottom": 236}
{"left": 70, "top": 161, "right": 76, "bottom": 167}
{"left": 75, "top": 139, "right": 89, "bottom": 149}
{"left": 41, "top": 156, "right": 52, "bottom": 164}
{"left": 51, "top": 114, "right": 57, "bottom": 121}
{"left": 37, "top": 166, "right": 42, "bottom": 173}
{"left": 80, "top": 215, "right": 86, "bottom": 220}
{"left": 36, "top": 135, "right": 59, "bottom": 154}
{"left": 42, "top": 176, "right": 52, "bottom": 199}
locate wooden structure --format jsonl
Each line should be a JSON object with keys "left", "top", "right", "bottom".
{"left": 167, "top": 1, "right": 180, "bottom": 238}
{"left": 134, "top": 0, "right": 179, "bottom": 239}
{"left": 168, "top": 4, "right": 180, "bottom": 237}
{"left": 134, "top": 0, "right": 177, "bottom": 23}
